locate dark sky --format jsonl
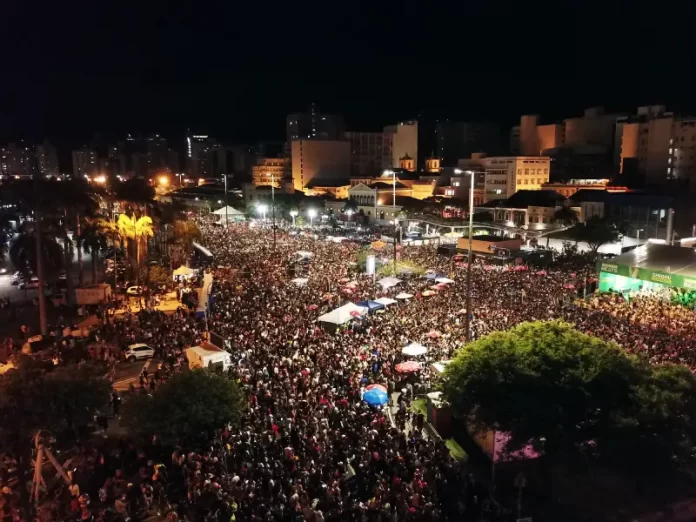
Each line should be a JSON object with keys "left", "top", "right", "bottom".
{"left": 1, "top": 0, "right": 694, "bottom": 147}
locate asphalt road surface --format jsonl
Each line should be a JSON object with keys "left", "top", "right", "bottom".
{"left": 112, "top": 357, "right": 157, "bottom": 391}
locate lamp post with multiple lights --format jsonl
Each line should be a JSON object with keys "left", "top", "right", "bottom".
{"left": 308, "top": 208, "right": 317, "bottom": 227}
{"left": 454, "top": 168, "right": 476, "bottom": 342}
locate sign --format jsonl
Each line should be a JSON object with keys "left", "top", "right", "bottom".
{"left": 598, "top": 264, "right": 696, "bottom": 291}
{"left": 366, "top": 255, "right": 376, "bottom": 275}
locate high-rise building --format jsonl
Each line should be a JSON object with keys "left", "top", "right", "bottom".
{"left": 517, "top": 115, "right": 564, "bottom": 156}
{"left": 36, "top": 140, "right": 59, "bottom": 177}
{"left": 616, "top": 106, "right": 696, "bottom": 188}
{"left": 146, "top": 134, "right": 170, "bottom": 174}
{"left": 186, "top": 132, "right": 226, "bottom": 178}
{"left": 384, "top": 121, "right": 418, "bottom": 169}
{"left": 286, "top": 104, "right": 345, "bottom": 141}
{"left": 345, "top": 131, "right": 393, "bottom": 177}
{"left": 72, "top": 147, "right": 99, "bottom": 178}
{"left": 252, "top": 157, "right": 287, "bottom": 186}
{"left": 435, "top": 121, "right": 504, "bottom": 166}
{"left": 290, "top": 139, "right": 351, "bottom": 191}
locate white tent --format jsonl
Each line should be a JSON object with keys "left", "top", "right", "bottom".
{"left": 291, "top": 277, "right": 309, "bottom": 286}
{"left": 212, "top": 205, "right": 245, "bottom": 216}
{"left": 295, "top": 250, "right": 313, "bottom": 259}
{"left": 378, "top": 277, "right": 402, "bottom": 289}
{"left": 435, "top": 277, "right": 455, "bottom": 284}
{"left": 395, "top": 292, "right": 414, "bottom": 300}
{"left": 173, "top": 265, "right": 195, "bottom": 278}
{"left": 317, "top": 303, "right": 368, "bottom": 325}
{"left": 374, "top": 297, "right": 397, "bottom": 306}
{"left": 402, "top": 342, "right": 428, "bottom": 356}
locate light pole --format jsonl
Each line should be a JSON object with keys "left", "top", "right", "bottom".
{"left": 271, "top": 174, "right": 276, "bottom": 251}
{"left": 465, "top": 170, "right": 475, "bottom": 342}
{"left": 223, "top": 173, "right": 229, "bottom": 227}
{"left": 290, "top": 210, "right": 298, "bottom": 227}
{"left": 257, "top": 203, "right": 268, "bottom": 222}
{"left": 308, "top": 208, "right": 317, "bottom": 227}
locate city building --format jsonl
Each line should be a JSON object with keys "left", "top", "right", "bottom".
{"left": 617, "top": 105, "right": 696, "bottom": 189}
{"left": 384, "top": 121, "right": 418, "bottom": 169}
{"left": 72, "top": 147, "right": 99, "bottom": 178}
{"left": 345, "top": 131, "right": 393, "bottom": 177}
{"left": 541, "top": 179, "right": 630, "bottom": 198}
{"left": 474, "top": 190, "right": 568, "bottom": 229}
{"left": 286, "top": 104, "right": 345, "bottom": 141}
{"left": 36, "top": 141, "right": 59, "bottom": 177}
{"left": 186, "top": 132, "right": 226, "bottom": 179}
{"left": 458, "top": 154, "right": 551, "bottom": 202}
{"left": 399, "top": 154, "right": 416, "bottom": 172}
{"left": 435, "top": 121, "right": 504, "bottom": 166}
{"left": 517, "top": 115, "right": 564, "bottom": 156}
{"left": 290, "top": 139, "right": 351, "bottom": 192}
{"left": 0, "top": 142, "right": 37, "bottom": 178}
{"left": 252, "top": 156, "right": 287, "bottom": 186}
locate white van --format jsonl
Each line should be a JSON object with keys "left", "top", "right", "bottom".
{"left": 185, "top": 342, "right": 232, "bottom": 372}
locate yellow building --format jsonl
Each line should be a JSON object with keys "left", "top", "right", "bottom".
{"left": 291, "top": 139, "right": 351, "bottom": 191}
{"left": 252, "top": 157, "right": 287, "bottom": 186}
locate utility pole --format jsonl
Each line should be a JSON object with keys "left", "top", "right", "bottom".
{"left": 465, "top": 171, "right": 475, "bottom": 342}
{"left": 224, "top": 174, "right": 229, "bottom": 227}
{"left": 272, "top": 174, "right": 277, "bottom": 251}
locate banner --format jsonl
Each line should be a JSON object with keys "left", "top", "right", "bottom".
{"left": 366, "top": 255, "right": 376, "bottom": 275}
{"left": 599, "top": 265, "right": 696, "bottom": 291}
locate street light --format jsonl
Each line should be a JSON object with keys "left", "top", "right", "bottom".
{"left": 158, "top": 175, "right": 169, "bottom": 187}
{"left": 257, "top": 203, "right": 268, "bottom": 221}
{"left": 308, "top": 208, "right": 317, "bottom": 227}
{"left": 465, "top": 170, "right": 475, "bottom": 342}
{"left": 290, "top": 210, "right": 298, "bottom": 227}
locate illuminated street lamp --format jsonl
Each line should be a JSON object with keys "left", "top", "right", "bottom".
{"left": 257, "top": 203, "right": 268, "bottom": 221}
{"left": 308, "top": 208, "right": 317, "bottom": 227}
{"left": 93, "top": 175, "right": 106, "bottom": 184}
{"left": 158, "top": 175, "right": 169, "bottom": 187}
{"left": 289, "top": 210, "right": 298, "bottom": 227}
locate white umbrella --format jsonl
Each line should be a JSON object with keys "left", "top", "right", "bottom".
{"left": 402, "top": 342, "right": 428, "bottom": 356}
{"left": 435, "top": 277, "right": 455, "bottom": 284}
{"left": 395, "top": 292, "right": 413, "bottom": 300}
{"left": 378, "top": 276, "right": 402, "bottom": 289}
{"left": 291, "top": 278, "right": 309, "bottom": 286}
{"left": 374, "top": 297, "right": 397, "bottom": 306}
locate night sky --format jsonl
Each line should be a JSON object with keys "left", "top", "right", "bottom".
{"left": 1, "top": 0, "right": 694, "bottom": 147}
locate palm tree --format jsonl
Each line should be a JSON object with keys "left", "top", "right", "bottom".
{"left": 78, "top": 218, "right": 110, "bottom": 284}
{"left": 169, "top": 220, "right": 201, "bottom": 262}
{"left": 117, "top": 214, "right": 154, "bottom": 289}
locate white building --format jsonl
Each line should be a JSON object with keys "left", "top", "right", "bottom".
{"left": 384, "top": 121, "right": 418, "bottom": 169}
{"left": 458, "top": 155, "right": 551, "bottom": 202}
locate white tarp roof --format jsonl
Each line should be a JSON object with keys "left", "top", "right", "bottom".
{"left": 374, "top": 297, "right": 397, "bottom": 306}
{"left": 173, "top": 265, "right": 195, "bottom": 276}
{"left": 291, "top": 277, "right": 309, "bottom": 286}
{"left": 378, "top": 277, "right": 402, "bottom": 288}
{"left": 317, "top": 302, "right": 368, "bottom": 325}
{"left": 402, "top": 342, "right": 428, "bottom": 356}
{"left": 395, "top": 292, "right": 414, "bottom": 300}
{"left": 435, "top": 277, "right": 455, "bottom": 284}
{"left": 212, "top": 205, "right": 245, "bottom": 216}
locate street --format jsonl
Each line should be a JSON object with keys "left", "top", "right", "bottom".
{"left": 112, "top": 357, "right": 158, "bottom": 391}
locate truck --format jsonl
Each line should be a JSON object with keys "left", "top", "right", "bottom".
{"left": 185, "top": 342, "right": 232, "bottom": 372}
{"left": 74, "top": 284, "right": 112, "bottom": 305}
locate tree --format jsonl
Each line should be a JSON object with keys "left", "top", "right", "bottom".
{"left": 0, "top": 360, "right": 111, "bottom": 512}
{"left": 117, "top": 214, "right": 154, "bottom": 289}
{"left": 148, "top": 265, "right": 170, "bottom": 288}
{"left": 441, "top": 321, "right": 696, "bottom": 472}
{"left": 552, "top": 206, "right": 579, "bottom": 226}
{"left": 168, "top": 220, "right": 201, "bottom": 259}
{"left": 121, "top": 369, "right": 243, "bottom": 447}
{"left": 9, "top": 223, "right": 65, "bottom": 282}
{"left": 78, "top": 218, "right": 111, "bottom": 284}
{"left": 571, "top": 216, "right": 623, "bottom": 253}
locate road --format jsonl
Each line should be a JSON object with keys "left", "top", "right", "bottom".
{"left": 112, "top": 357, "right": 158, "bottom": 391}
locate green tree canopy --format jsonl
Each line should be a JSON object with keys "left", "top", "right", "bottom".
{"left": 440, "top": 321, "right": 696, "bottom": 472}
{"left": 121, "top": 369, "right": 243, "bottom": 447}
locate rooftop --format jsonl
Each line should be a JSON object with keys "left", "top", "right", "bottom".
{"left": 605, "top": 244, "right": 696, "bottom": 280}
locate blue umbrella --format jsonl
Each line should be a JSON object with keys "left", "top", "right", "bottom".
{"left": 363, "top": 388, "right": 389, "bottom": 406}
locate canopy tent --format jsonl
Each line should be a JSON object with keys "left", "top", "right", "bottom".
{"left": 377, "top": 276, "right": 402, "bottom": 289}
{"left": 212, "top": 205, "right": 245, "bottom": 217}
{"left": 435, "top": 277, "right": 455, "bottom": 284}
{"left": 374, "top": 297, "right": 397, "bottom": 306}
{"left": 173, "top": 265, "right": 195, "bottom": 279}
{"left": 402, "top": 342, "right": 428, "bottom": 356}
{"left": 317, "top": 303, "right": 368, "bottom": 325}
{"left": 395, "top": 292, "right": 414, "bottom": 300}
{"left": 291, "top": 278, "right": 309, "bottom": 286}
{"left": 356, "top": 300, "right": 386, "bottom": 312}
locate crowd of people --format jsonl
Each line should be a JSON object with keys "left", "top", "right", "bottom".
{"left": 4, "top": 219, "right": 696, "bottom": 522}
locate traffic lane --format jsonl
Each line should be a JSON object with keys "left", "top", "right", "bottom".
{"left": 112, "top": 357, "right": 160, "bottom": 391}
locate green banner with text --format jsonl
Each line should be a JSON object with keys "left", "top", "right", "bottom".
{"left": 599, "top": 262, "right": 696, "bottom": 290}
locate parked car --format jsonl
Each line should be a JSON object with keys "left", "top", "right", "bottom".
{"left": 126, "top": 286, "right": 144, "bottom": 296}
{"left": 124, "top": 343, "right": 154, "bottom": 362}
{"left": 18, "top": 277, "right": 40, "bottom": 290}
